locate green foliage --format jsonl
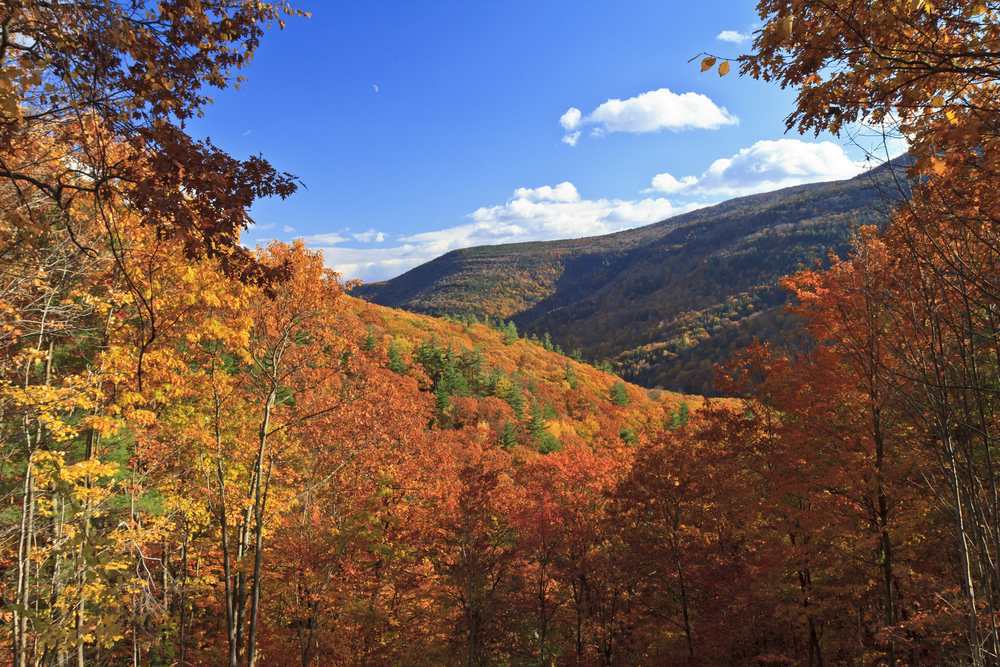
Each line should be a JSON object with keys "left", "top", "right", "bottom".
{"left": 387, "top": 341, "right": 407, "bottom": 375}
{"left": 498, "top": 420, "right": 518, "bottom": 451}
{"left": 565, "top": 360, "right": 578, "bottom": 389}
{"left": 668, "top": 402, "right": 690, "bottom": 430}
{"left": 503, "top": 321, "right": 518, "bottom": 345}
{"left": 360, "top": 325, "right": 378, "bottom": 351}
{"left": 612, "top": 380, "right": 629, "bottom": 408}
{"left": 537, "top": 433, "right": 561, "bottom": 455}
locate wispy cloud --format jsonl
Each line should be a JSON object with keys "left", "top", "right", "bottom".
{"left": 281, "top": 225, "right": 296, "bottom": 233}
{"left": 242, "top": 130, "right": 253, "bottom": 136}
{"left": 352, "top": 228, "right": 388, "bottom": 243}
{"left": 645, "top": 139, "right": 862, "bottom": 197}
{"left": 311, "top": 183, "right": 703, "bottom": 283}
{"left": 560, "top": 88, "right": 737, "bottom": 146}
{"left": 303, "top": 232, "right": 350, "bottom": 245}
{"left": 562, "top": 131, "right": 581, "bottom": 147}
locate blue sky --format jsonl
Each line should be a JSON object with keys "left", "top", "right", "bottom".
{"left": 187, "top": 0, "right": 904, "bottom": 283}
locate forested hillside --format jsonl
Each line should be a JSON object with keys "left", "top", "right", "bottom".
{"left": 0, "top": 192, "right": 982, "bottom": 667}
{"left": 6, "top": 0, "right": 1000, "bottom": 666}
{"left": 356, "top": 165, "right": 908, "bottom": 395}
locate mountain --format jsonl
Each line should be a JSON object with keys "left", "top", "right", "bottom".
{"left": 354, "top": 162, "right": 911, "bottom": 396}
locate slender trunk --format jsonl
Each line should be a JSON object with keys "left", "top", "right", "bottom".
{"left": 946, "top": 434, "right": 983, "bottom": 666}
{"left": 246, "top": 384, "right": 276, "bottom": 667}
{"left": 15, "top": 457, "right": 34, "bottom": 667}
{"left": 672, "top": 535, "right": 694, "bottom": 662}
{"left": 873, "top": 411, "right": 896, "bottom": 667}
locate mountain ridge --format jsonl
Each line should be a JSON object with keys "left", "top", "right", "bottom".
{"left": 354, "top": 160, "right": 911, "bottom": 395}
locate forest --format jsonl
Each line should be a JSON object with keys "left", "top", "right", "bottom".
{"left": 4, "top": 0, "right": 1000, "bottom": 666}
{"left": 355, "top": 159, "right": 902, "bottom": 397}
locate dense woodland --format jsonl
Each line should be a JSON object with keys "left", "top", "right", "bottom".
{"left": 5, "top": 1, "right": 1000, "bottom": 666}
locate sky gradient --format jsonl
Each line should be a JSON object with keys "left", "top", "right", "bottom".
{"left": 186, "top": 0, "right": 905, "bottom": 283}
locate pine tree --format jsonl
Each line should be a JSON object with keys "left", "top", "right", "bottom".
{"left": 360, "top": 325, "right": 378, "bottom": 351}
{"left": 387, "top": 341, "right": 407, "bottom": 375}
{"left": 612, "top": 380, "right": 629, "bottom": 408}
{"left": 498, "top": 420, "right": 519, "bottom": 451}
{"left": 565, "top": 360, "right": 578, "bottom": 389}
{"left": 671, "top": 402, "right": 689, "bottom": 429}
{"left": 503, "top": 321, "right": 518, "bottom": 345}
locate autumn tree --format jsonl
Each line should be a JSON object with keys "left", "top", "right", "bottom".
{"left": 0, "top": 0, "right": 306, "bottom": 287}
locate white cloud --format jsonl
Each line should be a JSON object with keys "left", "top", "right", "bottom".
{"left": 352, "top": 228, "right": 388, "bottom": 243}
{"left": 560, "top": 108, "right": 582, "bottom": 131}
{"left": 717, "top": 30, "right": 752, "bottom": 44}
{"left": 511, "top": 182, "right": 581, "bottom": 203}
{"left": 313, "top": 183, "right": 705, "bottom": 283}
{"left": 645, "top": 139, "right": 863, "bottom": 197}
{"left": 560, "top": 88, "right": 737, "bottom": 145}
{"left": 316, "top": 246, "right": 436, "bottom": 284}
{"left": 281, "top": 225, "right": 296, "bottom": 233}
{"left": 302, "top": 232, "right": 350, "bottom": 245}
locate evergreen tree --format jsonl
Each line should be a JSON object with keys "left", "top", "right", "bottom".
{"left": 434, "top": 381, "right": 451, "bottom": 428}
{"left": 387, "top": 341, "right": 407, "bottom": 375}
{"left": 669, "top": 402, "right": 689, "bottom": 430}
{"left": 498, "top": 420, "right": 518, "bottom": 451}
{"left": 458, "top": 346, "right": 485, "bottom": 395}
{"left": 529, "top": 399, "right": 561, "bottom": 454}
{"left": 507, "top": 379, "right": 525, "bottom": 420}
{"left": 612, "top": 380, "right": 629, "bottom": 408}
{"left": 415, "top": 337, "right": 445, "bottom": 381}
{"left": 565, "top": 360, "right": 578, "bottom": 389}
{"left": 441, "top": 350, "right": 470, "bottom": 399}
{"left": 503, "top": 321, "right": 518, "bottom": 345}
{"left": 360, "top": 325, "right": 378, "bottom": 351}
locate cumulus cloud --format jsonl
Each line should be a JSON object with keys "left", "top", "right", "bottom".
{"left": 281, "top": 225, "right": 296, "bottom": 233}
{"left": 717, "top": 30, "right": 752, "bottom": 44}
{"left": 560, "top": 108, "right": 582, "bottom": 131}
{"left": 560, "top": 88, "right": 737, "bottom": 145}
{"left": 511, "top": 182, "right": 581, "bottom": 202}
{"left": 645, "top": 139, "right": 863, "bottom": 197}
{"left": 311, "top": 183, "right": 704, "bottom": 283}
{"left": 352, "top": 228, "right": 388, "bottom": 243}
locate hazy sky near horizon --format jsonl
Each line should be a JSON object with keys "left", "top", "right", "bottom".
{"left": 187, "top": 1, "right": 905, "bottom": 283}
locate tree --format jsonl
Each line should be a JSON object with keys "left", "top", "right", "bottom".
{"left": 731, "top": 5, "right": 1000, "bottom": 663}
{"left": 740, "top": 0, "right": 1000, "bottom": 148}
{"left": 611, "top": 380, "right": 629, "bottom": 408}
{"left": 0, "top": 0, "right": 307, "bottom": 287}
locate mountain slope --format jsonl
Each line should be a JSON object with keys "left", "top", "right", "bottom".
{"left": 355, "top": 164, "right": 910, "bottom": 395}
